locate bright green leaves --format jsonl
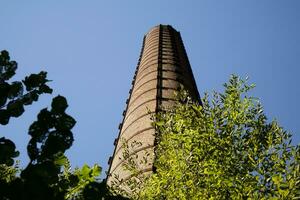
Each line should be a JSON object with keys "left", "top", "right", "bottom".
{"left": 61, "top": 163, "right": 122, "bottom": 200}
{"left": 64, "top": 164, "right": 102, "bottom": 199}
{"left": 80, "top": 164, "right": 102, "bottom": 180}
{"left": 137, "top": 75, "right": 300, "bottom": 199}
{"left": 114, "top": 75, "right": 300, "bottom": 199}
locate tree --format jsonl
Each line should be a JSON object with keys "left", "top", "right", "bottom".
{"left": 123, "top": 75, "right": 300, "bottom": 199}
{"left": 0, "top": 50, "right": 126, "bottom": 200}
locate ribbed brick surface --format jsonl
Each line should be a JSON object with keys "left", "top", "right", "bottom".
{"left": 107, "top": 25, "right": 200, "bottom": 185}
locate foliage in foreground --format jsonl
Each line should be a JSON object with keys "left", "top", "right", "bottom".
{"left": 122, "top": 76, "right": 300, "bottom": 199}
{"left": 0, "top": 50, "right": 125, "bottom": 200}
{"left": 2, "top": 49, "right": 299, "bottom": 199}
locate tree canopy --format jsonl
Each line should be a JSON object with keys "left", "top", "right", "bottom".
{"left": 0, "top": 50, "right": 125, "bottom": 200}
{"left": 119, "top": 75, "right": 300, "bottom": 199}
{"left": 1, "top": 50, "right": 299, "bottom": 199}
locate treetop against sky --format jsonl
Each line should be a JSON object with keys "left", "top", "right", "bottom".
{"left": 0, "top": 1, "right": 299, "bottom": 172}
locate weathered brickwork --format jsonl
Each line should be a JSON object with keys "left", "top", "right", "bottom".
{"left": 107, "top": 25, "right": 200, "bottom": 185}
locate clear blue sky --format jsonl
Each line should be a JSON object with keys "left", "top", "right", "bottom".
{"left": 1, "top": 1, "right": 300, "bottom": 176}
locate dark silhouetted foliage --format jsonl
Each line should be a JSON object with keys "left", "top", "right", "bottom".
{"left": 0, "top": 50, "right": 126, "bottom": 200}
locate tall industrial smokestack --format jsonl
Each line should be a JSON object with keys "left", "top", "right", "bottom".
{"left": 107, "top": 25, "right": 200, "bottom": 186}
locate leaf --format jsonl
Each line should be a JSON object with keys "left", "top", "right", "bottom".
{"left": 0, "top": 137, "right": 19, "bottom": 166}
{"left": 0, "top": 82, "right": 10, "bottom": 107}
{"left": 0, "top": 109, "right": 10, "bottom": 125}
{"left": 272, "top": 175, "right": 282, "bottom": 186}
{"left": 54, "top": 153, "right": 68, "bottom": 166}
{"left": 8, "top": 81, "right": 23, "bottom": 99}
{"left": 7, "top": 100, "right": 24, "bottom": 117}
{"left": 22, "top": 71, "right": 48, "bottom": 91}
{"left": 27, "top": 138, "right": 39, "bottom": 161}
{"left": 81, "top": 164, "right": 91, "bottom": 178}
{"left": 155, "top": 121, "right": 165, "bottom": 126}
{"left": 0, "top": 50, "right": 10, "bottom": 63}
{"left": 91, "top": 164, "right": 101, "bottom": 177}
{"left": 39, "top": 84, "right": 53, "bottom": 94}
{"left": 55, "top": 114, "right": 76, "bottom": 131}
{"left": 0, "top": 50, "right": 17, "bottom": 81}
{"left": 51, "top": 95, "right": 68, "bottom": 114}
